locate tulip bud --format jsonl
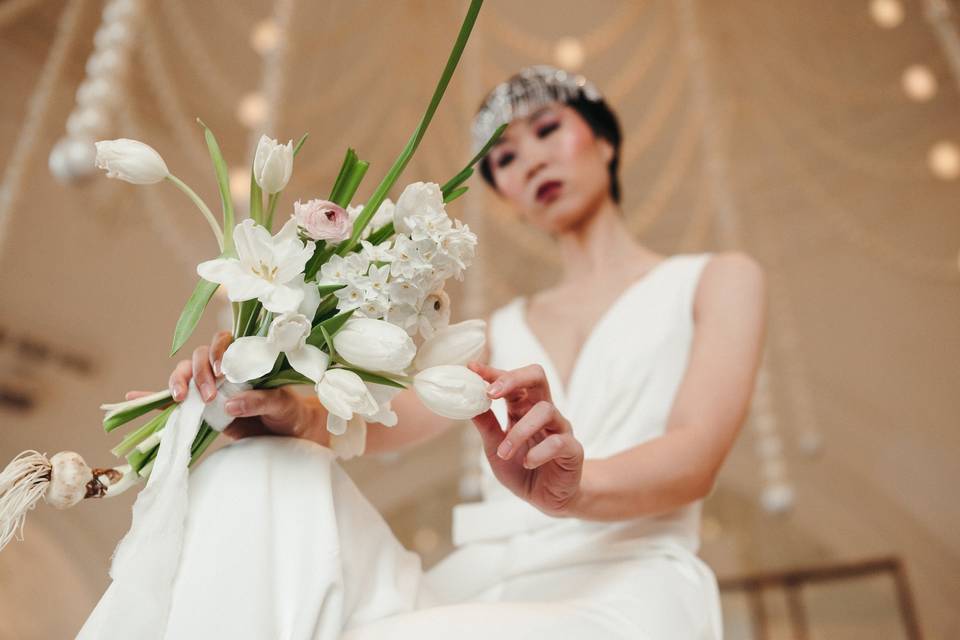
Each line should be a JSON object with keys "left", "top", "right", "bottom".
{"left": 333, "top": 318, "right": 416, "bottom": 375}
{"left": 315, "top": 368, "right": 379, "bottom": 435}
{"left": 253, "top": 134, "right": 294, "bottom": 194}
{"left": 413, "top": 365, "right": 491, "bottom": 420}
{"left": 94, "top": 138, "right": 170, "bottom": 184}
{"left": 414, "top": 319, "right": 486, "bottom": 370}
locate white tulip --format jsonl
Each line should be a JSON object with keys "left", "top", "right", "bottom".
{"left": 315, "top": 368, "right": 380, "bottom": 435}
{"left": 332, "top": 318, "right": 416, "bottom": 375}
{"left": 413, "top": 365, "right": 491, "bottom": 420}
{"left": 220, "top": 312, "right": 330, "bottom": 384}
{"left": 328, "top": 416, "right": 367, "bottom": 459}
{"left": 94, "top": 138, "right": 169, "bottom": 184}
{"left": 253, "top": 134, "right": 294, "bottom": 194}
{"left": 393, "top": 181, "right": 445, "bottom": 235}
{"left": 414, "top": 319, "right": 486, "bottom": 370}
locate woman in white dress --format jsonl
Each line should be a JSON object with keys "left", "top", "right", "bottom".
{"left": 115, "top": 65, "right": 766, "bottom": 639}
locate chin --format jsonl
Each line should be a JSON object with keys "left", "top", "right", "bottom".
{"left": 531, "top": 193, "right": 595, "bottom": 234}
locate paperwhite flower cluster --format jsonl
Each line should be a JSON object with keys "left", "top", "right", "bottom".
{"left": 321, "top": 182, "right": 477, "bottom": 338}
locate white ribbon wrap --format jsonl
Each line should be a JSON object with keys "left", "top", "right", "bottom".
{"left": 77, "top": 379, "right": 249, "bottom": 640}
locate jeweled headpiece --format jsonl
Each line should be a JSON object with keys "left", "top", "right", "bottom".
{"left": 471, "top": 64, "right": 603, "bottom": 155}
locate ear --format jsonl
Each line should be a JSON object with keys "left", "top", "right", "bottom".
{"left": 597, "top": 137, "right": 614, "bottom": 164}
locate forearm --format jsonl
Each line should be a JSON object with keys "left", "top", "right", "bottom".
{"left": 363, "top": 389, "right": 455, "bottom": 454}
{"left": 567, "top": 426, "right": 718, "bottom": 521}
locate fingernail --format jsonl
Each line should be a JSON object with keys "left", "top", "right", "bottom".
{"left": 213, "top": 360, "right": 221, "bottom": 377}
{"left": 225, "top": 399, "right": 242, "bottom": 416}
{"left": 171, "top": 384, "right": 183, "bottom": 401}
{"left": 497, "top": 440, "right": 512, "bottom": 459}
{"left": 489, "top": 381, "right": 503, "bottom": 397}
{"left": 202, "top": 382, "right": 216, "bottom": 402}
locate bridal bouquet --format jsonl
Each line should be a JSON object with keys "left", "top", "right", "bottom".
{"left": 0, "top": 0, "right": 500, "bottom": 553}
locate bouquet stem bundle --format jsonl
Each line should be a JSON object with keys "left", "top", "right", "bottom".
{"left": 0, "top": 0, "right": 503, "bottom": 552}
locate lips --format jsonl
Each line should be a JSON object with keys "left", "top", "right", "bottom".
{"left": 535, "top": 180, "right": 563, "bottom": 204}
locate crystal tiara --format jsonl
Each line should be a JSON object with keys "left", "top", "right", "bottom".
{"left": 470, "top": 64, "right": 603, "bottom": 155}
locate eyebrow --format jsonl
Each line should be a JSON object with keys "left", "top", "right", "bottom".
{"left": 491, "top": 106, "right": 555, "bottom": 147}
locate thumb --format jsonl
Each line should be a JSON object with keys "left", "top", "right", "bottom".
{"left": 471, "top": 409, "right": 505, "bottom": 459}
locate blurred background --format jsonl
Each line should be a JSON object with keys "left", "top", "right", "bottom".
{"left": 0, "top": 0, "right": 958, "bottom": 638}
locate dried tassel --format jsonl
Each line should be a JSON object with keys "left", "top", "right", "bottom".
{"left": 0, "top": 450, "right": 137, "bottom": 552}
{"left": 0, "top": 451, "right": 52, "bottom": 552}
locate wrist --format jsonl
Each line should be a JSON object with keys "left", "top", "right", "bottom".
{"left": 563, "top": 459, "right": 600, "bottom": 519}
{"left": 300, "top": 396, "right": 330, "bottom": 447}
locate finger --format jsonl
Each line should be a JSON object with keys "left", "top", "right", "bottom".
{"left": 223, "top": 418, "right": 273, "bottom": 440}
{"left": 522, "top": 433, "right": 583, "bottom": 470}
{"left": 224, "top": 390, "right": 298, "bottom": 424}
{"left": 495, "top": 400, "right": 562, "bottom": 461}
{"left": 192, "top": 345, "right": 217, "bottom": 402}
{"left": 487, "top": 364, "right": 551, "bottom": 402}
{"left": 471, "top": 409, "right": 506, "bottom": 459}
{"left": 168, "top": 360, "right": 192, "bottom": 401}
{"left": 124, "top": 390, "right": 155, "bottom": 401}
{"left": 209, "top": 330, "right": 233, "bottom": 377}
{"left": 467, "top": 361, "right": 506, "bottom": 384}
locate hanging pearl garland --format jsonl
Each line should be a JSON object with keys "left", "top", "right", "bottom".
{"left": 49, "top": 0, "right": 144, "bottom": 185}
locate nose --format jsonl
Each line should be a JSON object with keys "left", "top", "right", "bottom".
{"left": 525, "top": 158, "right": 547, "bottom": 184}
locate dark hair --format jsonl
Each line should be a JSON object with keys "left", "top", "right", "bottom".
{"left": 478, "top": 95, "right": 623, "bottom": 203}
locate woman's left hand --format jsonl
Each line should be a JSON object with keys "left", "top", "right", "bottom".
{"left": 467, "top": 362, "right": 584, "bottom": 517}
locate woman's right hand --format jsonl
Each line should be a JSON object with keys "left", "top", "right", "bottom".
{"left": 126, "top": 330, "right": 328, "bottom": 445}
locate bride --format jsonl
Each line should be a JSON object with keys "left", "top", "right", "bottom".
{"left": 115, "top": 65, "right": 766, "bottom": 639}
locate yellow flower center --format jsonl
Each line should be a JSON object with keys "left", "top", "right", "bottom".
{"left": 251, "top": 261, "right": 279, "bottom": 282}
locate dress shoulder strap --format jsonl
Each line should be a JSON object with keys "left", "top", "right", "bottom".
{"left": 673, "top": 252, "right": 714, "bottom": 324}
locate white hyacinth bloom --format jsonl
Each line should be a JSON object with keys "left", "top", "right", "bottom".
{"left": 414, "top": 319, "right": 486, "bottom": 370}
{"left": 413, "top": 365, "right": 491, "bottom": 420}
{"left": 315, "top": 368, "right": 380, "bottom": 435}
{"left": 253, "top": 135, "right": 294, "bottom": 194}
{"left": 197, "top": 218, "right": 315, "bottom": 313}
{"left": 332, "top": 318, "right": 416, "bottom": 375}
{"left": 220, "top": 313, "right": 330, "bottom": 383}
{"left": 94, "top": 138, "right": 169, "bottom": 184}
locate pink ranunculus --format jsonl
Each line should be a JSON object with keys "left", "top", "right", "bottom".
{"left": 293, "top": 199, "right": 351, "bottom": 242}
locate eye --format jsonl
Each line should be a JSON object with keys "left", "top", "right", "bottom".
{"left": 536, "top": 121, "right": 560, "bottom": 138}
{"left": 496, "top": 151, "right": 515, "bottom": 168}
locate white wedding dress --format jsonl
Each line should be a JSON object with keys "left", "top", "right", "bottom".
{"left": 81, "top": 252, "right": 722, "bottom": 639}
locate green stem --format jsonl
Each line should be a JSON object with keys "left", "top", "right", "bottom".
{"left": 265, "top": 192, "right": 281, "bottom": 231}
{"left": 337, "top": 0, "right": 484, "bottom": 255}
{"left": 166, "top": 174, "right": 224, "bottom": 250}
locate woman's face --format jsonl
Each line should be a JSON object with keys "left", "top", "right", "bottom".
{"left": 485, "top": 103, "right": 614, "bottom": 234}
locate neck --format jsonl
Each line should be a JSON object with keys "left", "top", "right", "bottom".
{"left": 554, "top": 196, "right": 655, "bottom": 284}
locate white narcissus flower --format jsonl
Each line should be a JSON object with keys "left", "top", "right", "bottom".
{"left": 413, "top": 365, "right": 491, "bottom": 420}
{"left": 94, "top": 138, "right": 169, "bottom": 184}
{"left": 414, "top": 319, "right": 486, "bottom": 370}
{"left": 315, "top": 368, "right": 380, "bottom": 435}
{"left": 332, "top": 318, "right": 416, "bottom": 375}
{"left": 197, "top": 218, "right": 315, "bottom": 313}
{"left": 220, "top": 313, "right": 330, "bottom": 383}
{"left": 348, "top": 198, "right": 396, "bottom": 239}
{"left": 393, "top": 182, "right": 445, "bottom": 235}
{"left": 253, "top": 134, "right": 294, "bottom": 194}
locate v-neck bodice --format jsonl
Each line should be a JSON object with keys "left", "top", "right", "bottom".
{"left": 452, "top": 252, "right": 714, "bottom": 553}
{"left": 516, "top": 255, "right": 678, "bottom": 406}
